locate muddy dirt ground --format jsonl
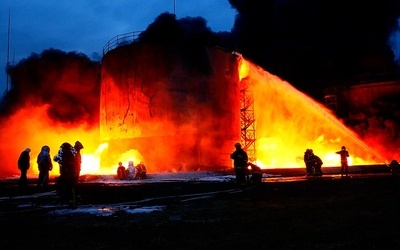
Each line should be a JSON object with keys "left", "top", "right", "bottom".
{"left": 1, "top": 173, "right": 400, "bottom": 249}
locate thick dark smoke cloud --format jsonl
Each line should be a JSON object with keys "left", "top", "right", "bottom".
{"left": 133, "top": 3, "right": 400, "bottom": 161}
{"left": 135, "top": 2, "right": 400, "bottom": 100}
{"left": 228, "top": 0, "right": 400, "bottom": 98}
{"left": 2, "top": 1, "right": 400, "bottom": 175}
{"left": 3, "top": 2, "right": 400, "bottom": 121}
{"left": 0, "top": 49, "right": 101, "bottom": 177}
{"left": 1, "top": 49, "right": 101, "bottom": 125}
{"left": 138, "top": 12, "right": 224, "bottom": 47}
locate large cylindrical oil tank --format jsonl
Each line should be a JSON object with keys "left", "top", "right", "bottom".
{"left": 343, "top": 80, "right": 400, "bottom": 110}
{"left": 324, "top": 80, "right": 400, "bottom": 113}
{"left": 100, "top": 43, "right": 241, "bottom": 171}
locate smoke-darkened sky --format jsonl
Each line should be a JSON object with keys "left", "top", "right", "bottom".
{"left": 0, "top": 0, "right": 236, "bottom": 93}
{"left": 2, "top": 1, "right": 400, "bottom": 98}
{"left": 228, "top": 0, "right": 400, "bottom": 98}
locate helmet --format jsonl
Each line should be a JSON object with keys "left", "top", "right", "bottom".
{"left": 74, "top": 141, "right": 84, "bottom": 150}
{"left": 41, "top": 145, "right": 50, "bottom": 153}
{"left": 234, "top": 142, "right": 241, "bottom": 148}
{"left": 61, "top": 142, "right": 72, "bottom": 149}
{"left": 341, "top": 146, "right": 346, "bottom": 150}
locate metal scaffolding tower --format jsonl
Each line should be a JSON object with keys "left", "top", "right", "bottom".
{"left": 239, "top": 77, "right": 256, "bottom": 162}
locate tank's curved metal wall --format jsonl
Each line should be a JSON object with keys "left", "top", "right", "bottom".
{"left": 100, "top": 44, "right": 240, "bottom": 171}
{"left": 342, "top": 80, "right": 400, "bottom": 110}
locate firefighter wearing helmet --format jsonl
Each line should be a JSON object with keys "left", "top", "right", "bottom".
{"left": 304, "top": 149, "right": 313, "bottom": 176}
{"left": 53, "top": 142, "right": 77, "bottom": 207}
{"left": 336, "top": 145, "right": 350, "bottom": 177}
{"left": 73, "top": 141, "right": 84, "bottom": 184}
{"left": 230, "top": 142, "right": 248, "bottom": 186}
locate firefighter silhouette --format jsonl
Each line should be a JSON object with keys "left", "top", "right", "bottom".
{"left": 73, "top": 141, "right": 84, "bottom": 184}
{"left": 230, "top": 142, "right": 248, "bottom": 186}
{"left": 37, "top": 145, "right": 53, "bottom": 187}
{"left": 304, "top": 149, "right": 313, "bottom": 175}
{"left": 134, "top": 161, "right": 147, "bottom": 180}
{"left": 389, "top": 159, "right": 400, "bottom": 176}
{"left": 247, "top": 162, "right": 262, "bottom": 186}
{"left": 117, "top": 162, "right": 127, "bottom": 180}
{"left": 53, "top": 142, "right": 77, "bottom": 207}
{"left": 305, "top": 149, "right": 323, "bottom": 176}
{"left": 336, "top": 146, "right": 350, "bottom": 177}
{"left": 126, "top": 161, "right": 135, "bottom": 180}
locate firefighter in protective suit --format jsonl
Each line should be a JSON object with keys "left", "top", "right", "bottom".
{"left": 389, "top": 159, "right": 400, "bottom": 176}
{"left": 117, "top": 162, "right": 127, "bottom": 180}
{"left": 230, "top": 142, "right": 248, "bottom": 186}
{"left": 53, "top": 142, "right": 77, "bottom": 207}
{"left": 73, "top": 141, "right": 84, "bottom": 184}
{"left": 336, "top": 146, "right": 350, "bottom": 177}
{"left": 304, "top": 149, "right": 313, "bottom": 176}
{"left": 126, "top": 161, "right": 135, "bottom": 180}
{"left": 309, "top": 150, "right": 323, "bottom": 176}
{"left": 134, "top": 161, "right": 147, "bottom": 180}
{"left": 248, "top": 162, "right": 262, "bottom": 186}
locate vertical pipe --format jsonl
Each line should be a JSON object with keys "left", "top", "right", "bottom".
{"left": 174, "top": 0, "right": 176, "bottom": 15}
{"left": 6, "top": 7, "right": 10, "bottom": 92}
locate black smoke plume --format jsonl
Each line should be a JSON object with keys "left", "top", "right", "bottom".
{"left": 1, "top": 49, "right": 101, "bottom": 125}
{"left": 228, "top": 0, "right": 400, "bottom": 98}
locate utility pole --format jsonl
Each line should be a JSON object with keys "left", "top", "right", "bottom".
{"left": 6, "top": 7, "right": 11, "bottom": 92}
{"left": 174, "top": 0, "right": 176, "bottom": 15}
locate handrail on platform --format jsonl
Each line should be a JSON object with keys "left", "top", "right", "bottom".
{"left": 103, "top": 31, "right": 143, "bottom": 55}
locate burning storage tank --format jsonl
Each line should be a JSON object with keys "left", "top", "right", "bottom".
{"left": 323, "top": 79, "right": 400, "bottom": 160}
{"left": 100, "top": 43, "right": 241, "bottom": 171}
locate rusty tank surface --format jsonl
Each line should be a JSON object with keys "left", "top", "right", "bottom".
{"left": 100, "top": 43, "right": 241, "bottom": 171}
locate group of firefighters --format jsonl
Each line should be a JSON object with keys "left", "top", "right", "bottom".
{"left": 17, "top": 141, "right": 84, "bottom": 207}
{"left": 17, "top": 140, "right": 384, "bottom": 206}
{"left": 302, "top": 146, "right": 350, "bottom": 177}
{"left": 116, "top": 161, "right": 147, "bottom": 180}
{"left": 17, "top": 141, "right": 149, "bottom": 207}
{"left": 14, "top": 139, "right": 362, "bottom": 210}
{"left": 230, "top": 142, "right": 352, "bottom": 187}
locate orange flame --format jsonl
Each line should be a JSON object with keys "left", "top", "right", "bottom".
{"left": 0, "top": 55, "right": 388, "bottom": 179}
{"left": 238, "top": 57, "right": 386, "bottom": 169}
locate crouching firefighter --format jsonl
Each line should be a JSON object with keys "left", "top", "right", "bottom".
{"left": 134, "top": 161, "right": 147, "bottom": 180}
{"left": 248, "top": 162, "right": 262, "bottom": 186}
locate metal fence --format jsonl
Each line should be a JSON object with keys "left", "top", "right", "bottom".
{"left": 102, "top": 31, "right": 143, "bottom": 55}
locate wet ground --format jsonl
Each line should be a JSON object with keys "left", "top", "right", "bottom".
{"left": 1, "top": 166, "right": 399, "bottom": 249}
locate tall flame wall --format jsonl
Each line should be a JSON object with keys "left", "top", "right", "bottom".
{"left": 100, "top": 44, "right": 241, "bottom": 170}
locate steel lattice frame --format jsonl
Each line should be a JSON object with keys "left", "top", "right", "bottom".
{"left": 239, "top": 77, "right": 256, "bottom": 163}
